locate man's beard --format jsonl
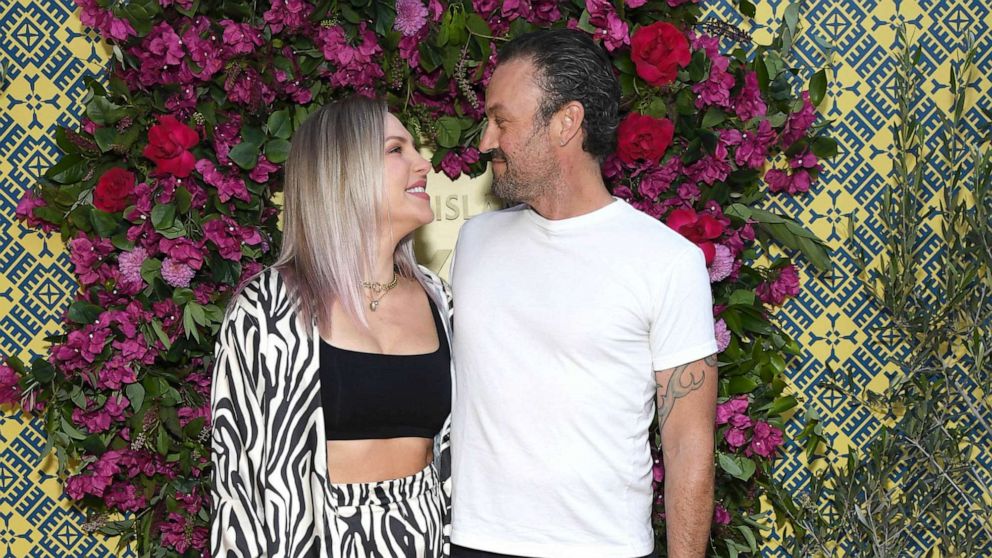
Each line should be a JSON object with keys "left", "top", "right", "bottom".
{"left": 489, "top": 136, "right": 559, "bottom": 204}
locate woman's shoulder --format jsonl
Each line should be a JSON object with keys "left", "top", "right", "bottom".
{"left": 229, "top": 266, "right": 294, "bottom": 317}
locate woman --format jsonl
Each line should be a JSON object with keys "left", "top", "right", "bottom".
{"left": 210, "top": 96, "right": 454, "bottom": 558}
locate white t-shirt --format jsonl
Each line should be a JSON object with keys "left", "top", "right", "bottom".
{"left": 450, "top": 199, "right": 718, "bottom": 558}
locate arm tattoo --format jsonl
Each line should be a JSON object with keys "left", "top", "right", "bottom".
{"left": 656, "top": 354, "right": 716, "bottom": 432}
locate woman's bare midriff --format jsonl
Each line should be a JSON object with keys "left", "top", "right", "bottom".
{"left": 326, "top": 438, "right": 433, "bottom": 484}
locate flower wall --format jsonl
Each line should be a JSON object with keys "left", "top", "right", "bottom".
{"left": 1, "top": 0, "right": 834, "bottom": 555}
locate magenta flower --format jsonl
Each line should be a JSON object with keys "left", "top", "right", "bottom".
{"left": 714, "top": 504, "right": 731, "bottom": 525}
{"left": 586, "top": 0, "right": 629, "bottom": 52}
{"left": 104, "top": 482, "right": 147, "bottom": 512}
{"left": 394, "top": 0, "right": 429, "bottom": 36}
{"left": 224, "top": 67, "right": 276, "bottom": 108}
{"left": 69, "top": 234, "right": 115, "bottom": 286}
{"left": 639, "top": 158, "right": 683, "bottom": 200}
{"left": 734, "top": 72, "right": 767, "bottom": 121}
{"left": 195, "top": 159, "right": 250, "bottom": 202}
{"left": 746, "top": 421, "right": 784, "bottom": 458}
{"left": 708, "top": 244, "right": 734, "bottom": 283}
{"left": 76, "top": 0, "right": 136, "bottom": 41}
{"left": 781, "top": 91, "right": 817, "bottom": 146}
{"left": 118, "top": 247, "right": 147, "bottom": 287}
{"left": 203, "top": 217, "right": 263, "bottom": 261}
{"left": 692, "top": 55, "right": 735, "bottom": 109}
{"left": 96, "top": 355, "right": 137, "bottom": 390}
{"left": 220, "top": 19, "right": 264, "bottom": 56}
{"left": 159, "top": 237, "right": 204, "bottom": 271}
{"left": 161, "top": 258, "right": 195, "bottom": 288}
{"left": 714, "top": 319, "right": 731, "bottom": 352}
{"left": 724, "top": 427, "right": 748, "bottom": 448}
{"left": 686, "top": 154, "right": 731, "bottom": 186}
{"left": 716, "top": 396, "right": 749, "bottom": 425}
{"left": 0, "top": 362, "right": 21, "bottom": 405}
{"left": 249, "top": 155, "right": 280, "bottom": 183}
{"left": 16, "top": 190, "right": 57, "bottom": 232}
{"left": 440, "top": 147, "right": 481, "bottom": 179}
{"left": 757, "top": 264, "right": 800, "bottom": 306}
{"left": 736, "top": 119, "right": 776, "bottom": 170}
{"left": 652, "top": 459, "right": 665, "bottom": 482}
{"left": 527, "top": 0, "right": 562, "bottom": 25}
{"left": 262, "top": 0, "right": 313, "bottom": 33}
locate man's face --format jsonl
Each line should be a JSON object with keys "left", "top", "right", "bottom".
{"left": 479, "top": 59, "right": 560, "bottom": 204}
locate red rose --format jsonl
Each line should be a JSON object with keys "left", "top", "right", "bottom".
{"left": 93, "top": 168, "right": 136, "bottom": 213}
{"left": 616, "top": 113, "right": 675, "bottom": 164}
{"left": 630, "top": 22, "right": 691, "bottom": 87}
{"left": 666, "top": 207, "right": 725, "bottom": 264}
{"left": 142, "top": 115, "right": 199, "bottom": 177}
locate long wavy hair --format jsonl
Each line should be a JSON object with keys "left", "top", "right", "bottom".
{"left": 274, "top": 96, "right": 424, "bottom": 332}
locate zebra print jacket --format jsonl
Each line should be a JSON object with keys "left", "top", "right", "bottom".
{"left": 210, "top": 266, "right": 454, "bottom": 557}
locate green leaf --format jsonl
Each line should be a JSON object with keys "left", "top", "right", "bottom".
{"left": 126, "top": 383, "right": 145, "bottom": 412}
{"left": 728, "top": 376, "right": 759, "bottom": 395}
{"left": 67, "top": 301, "right": 103, "bottom": 324}
{"left": 264, "top": 139, "right": 291, "bottom": 164}
{"left": 766, "top": 394, "right": 798, "bottom": 415}
{"left": 140, "top": 258, "right": 161, "bottom": 288}
{"left": 86, "top": 97, "right": 125, "bottom": 126}
{"left": 811, "top": 136, "right": 838, "bottom": 159}
{"left": 266, "top": 110, "right": 293, "bottom": 139}
{"left": 156, "top": 426, "right": 170, "bottom": 455}
{"left": 465, "top": 13, "right": 491, "bottom": 38}
{"left": 69, "top": 386, "right": 88, "bottom": 409}
{"left": 151, "top": 203, "right": 175, "bottom": 230}
{"left": 94, "top": 127, "right": 119, "bottom": 152}
{"left": 702, "top": 107, "right": 727, "bottom": 128}
{"left": 739, "top": 0, "right": 756, "bottom": 18}
{"left": 613, "top": 55, "right": 635, "bottom": 75}
{"left": 728, "top": 289, "right": 755, "bottom": 307}
{"left": 718, "top": 452, "right": 743, "bottom": 478}
{"left": 150, "top": 319, "right": 171, "bottom": 349}
{"left": 783, "top": 3, "right": 800, "bottom": 38}
{"left": 642, "top": 98, "right": 668, "bottom": 119}
{"left": 228, "top": 142, "right": 260, "bottom": 170}
{"left": 809, "top": 68, "right": 827, "bottom": 107}
{"left": 61, "top": 416, "right": 89, "bottom": 441}
{"left": 174, "top": 187, "right": 192, "bottom": 214}
{"left": 435, "top": 116, "right": 462, "bottom": 148}
{"left": 726, "top": 204, "right": 832, "bottom": 272}
{"left": 90, "top": 209, "right": 121, "bottom": 237}
{"left": 32, "top": 359, "right": 56, "bottom": 383}
{"left": 112, "top": 0, "right": 160, "bottom": 35}
{"left": 46, "top": 154, "right": 89, "bottom": 184}
{"left": 737, "top": 524, "right": 758, "bottom": 551}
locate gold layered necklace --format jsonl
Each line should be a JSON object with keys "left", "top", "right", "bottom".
{"left": 361, "top": 271, "right": 399, "bottom": 311}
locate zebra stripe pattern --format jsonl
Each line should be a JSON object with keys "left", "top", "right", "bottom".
{"left": 326, "top": 462, "right": 446, "bottom": 557}
{"left": 211, "top": 267, "right": 454, "bottom": 558}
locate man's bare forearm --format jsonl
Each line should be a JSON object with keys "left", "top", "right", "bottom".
{"left": 656, "top": 354, "right": 718, "bottom": 557}
{"left": 663, "top": 440, "right": 714, "bottom": 557}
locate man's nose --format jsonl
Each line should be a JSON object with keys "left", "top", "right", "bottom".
{"left": 479, "top": 121, "right": 498, "bottom": 154}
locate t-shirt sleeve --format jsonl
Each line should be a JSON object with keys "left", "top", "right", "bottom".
{"left": 649, "top": 245, "right": 718, "bottom": 371}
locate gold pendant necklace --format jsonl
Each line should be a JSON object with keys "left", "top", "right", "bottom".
{"left": 362, "top": 272, "right": 398, "bottom": 311}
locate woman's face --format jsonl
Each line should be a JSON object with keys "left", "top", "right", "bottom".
{"left": 382, "top": 112, "right": 433, "bottom": 238}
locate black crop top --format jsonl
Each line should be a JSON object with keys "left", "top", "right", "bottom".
{"left": 319, "top": 298, "right": 451, "bottom": 440}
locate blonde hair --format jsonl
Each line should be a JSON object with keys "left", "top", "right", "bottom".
{"left": 274, "top": 96, "right": 424, "bottom": 333}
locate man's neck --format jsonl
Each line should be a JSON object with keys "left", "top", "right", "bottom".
{"left": 528, "top": 170, "right": 614, "bottom": 220}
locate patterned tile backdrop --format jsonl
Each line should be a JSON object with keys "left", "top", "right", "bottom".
{"left": 1, "top": 0, "right": 989, "bottom": 555}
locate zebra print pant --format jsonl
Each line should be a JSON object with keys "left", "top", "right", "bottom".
{"left": 324, "top": 462, "right": 447, "bottom": 557}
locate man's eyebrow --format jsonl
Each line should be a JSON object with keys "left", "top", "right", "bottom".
{"left": 486, "top": 103, "right": 505, "bottom": 116}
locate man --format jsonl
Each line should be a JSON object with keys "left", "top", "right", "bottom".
{"left": 449, "top": 29, "right": 719, "bottom": 558}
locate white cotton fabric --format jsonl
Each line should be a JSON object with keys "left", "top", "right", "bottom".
{"left": 450, "top": 199, "right": 717, "bottom": 557}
